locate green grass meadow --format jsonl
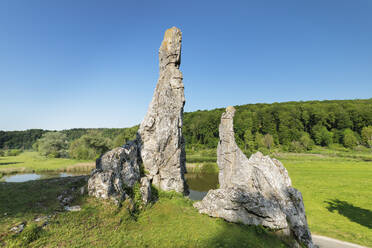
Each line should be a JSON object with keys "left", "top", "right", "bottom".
{"left": 0, "top": 149, "right": 371, "bottom": 247}
{"left": 0, "top": 152, "right": 94, "bottom": 176}
{"left": 279, "top": 153, "right": 372, "bottom": 247}
{"left": 0, "top": 177, "right": 286, "bottom": 248}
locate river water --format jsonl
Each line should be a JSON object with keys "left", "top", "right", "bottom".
{"left": 0, "top": 172, "right": 87, "bottom": 183}
{"left": 0, "top": 172, "right": 218, "bottom": 201}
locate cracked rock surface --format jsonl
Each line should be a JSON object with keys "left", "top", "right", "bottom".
{"left": 88, "top": 27, "right": 188, "bottom": 203}
{"left": 194, "top": 107, "right": 313, "bottom": 248}
{"left": 88, "top": 141, "right": 140, "bottom": 202}
{"left": 137, "top": 27, "right": 188, "bottom": 194}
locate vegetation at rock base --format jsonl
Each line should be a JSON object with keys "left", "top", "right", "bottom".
{"left": 0, "top": 177, "right": 286, "bottom": 247}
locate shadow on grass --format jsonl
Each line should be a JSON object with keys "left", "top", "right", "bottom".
{"left": 0, "top": 176, "right": 87, "bottom": 219}
{"left": 0, "top": 162, "right": 23, "bottom": 166}
{"left": 208, "top": 223, "right": 288, "bottom": 248}
{"left": 325, "top": 199, "right": 372, "bottom": 229}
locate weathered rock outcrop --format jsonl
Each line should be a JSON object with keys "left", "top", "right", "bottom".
{"left": 194, "top": 107, "right": 313, "bottom": 248}
{"left": 88, "top": 27, "right": 188, "bottom": 203}
{"left": 137, "top": 27, "right": 188, "bottom": 194}
{"left": 88, "top": 141, "right": 141, "bottom": 203}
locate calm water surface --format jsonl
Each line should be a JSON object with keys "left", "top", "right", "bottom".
{"left": 1, "top": 171, "right": 218, "bottom": 201}
{"left": 185, "top": 173, "right": 218, "bottom": 200}
{"left": 0, "top": 172, "right": 87, "bottom": 183}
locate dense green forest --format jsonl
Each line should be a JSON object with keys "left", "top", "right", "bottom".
{"left": 183, "top": 98, "right": 372, "bottom": 150}
{"left": 1, "top": 99, "right": 372, "bottom": 158}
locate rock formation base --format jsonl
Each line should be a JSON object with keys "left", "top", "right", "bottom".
{"left": 194, "top": 107, "right": 313, "bottom": 248}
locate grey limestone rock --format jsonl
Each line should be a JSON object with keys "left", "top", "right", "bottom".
{"left": 140, "top": 177, "right": 152, "bottom": 204}
{"left": 194, "top": 106, "right": 313, "bottom": 248}
{"left": 88, "top": 27, "right": 188, "bottom": 203}
{"left": 137, "top": 27, "right": 188, "bottom": 194}
{"left": 88, "top": 141, "right": 140, "bottom": 202}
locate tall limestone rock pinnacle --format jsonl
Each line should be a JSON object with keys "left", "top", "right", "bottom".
{"left": 88, "top": 27, "right": 188, "bottom": 204}
{"left": 194, "top": 107, "right": 314, "bottom": 248}
{"left": 137, "top": 27, "right": 188, "bottom": 194}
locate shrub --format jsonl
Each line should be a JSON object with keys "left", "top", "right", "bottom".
{"left": 254, "top": 133, "right": 265, "bottom": 149}
{"left": 263, "top": 134, "right": 274, "bottom": 150}
{"left": 342, "top": 129, "right": 358, "bottom": 148}
{"left": 299, "top": 133, "right": 314, "bottom": 150}
{"left": 6, "top": 149, "right": 22, "bottom": 156}
{"left": 33, "top": 132, "right": 68, "bottom": 158}
{"left": 69, "top": 131, "right": 112, "bottom": 160}
{"left": 312, "top": 125, "right": 333, "bottom": 147}
{"left": 288, "top": 141, "right": 304, "bottom": 153}
{"left": 361, "top": 126, "right": 372, "bottom": 148}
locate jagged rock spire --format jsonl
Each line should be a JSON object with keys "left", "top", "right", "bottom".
{"left": 88, "top": 27, "right": 188, "bottom": 205}
{"left": 137, "top": 27, "right": 188, "bottom": 194}
{"left": 195, "top": 107, "right": 313, "bottom": 248}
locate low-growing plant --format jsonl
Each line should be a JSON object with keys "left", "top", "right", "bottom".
{"left": 5, "top": 149, "right": 22, "bottom": 156}
{"left": 6, "top": 224, "right": 43, "bottom": 247}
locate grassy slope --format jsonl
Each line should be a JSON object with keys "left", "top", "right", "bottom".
{"left": 0, "top": 152, "right": 93, "bottom": 175}
{"left": 0, "top": 178, "right": 286, "bottom": 248}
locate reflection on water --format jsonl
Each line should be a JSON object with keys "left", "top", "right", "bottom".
{"left": 0, "top": 172, "right": 88, "bottom": 183}
{"left": 186, "top": 173, "right": 218, "bottom": 201}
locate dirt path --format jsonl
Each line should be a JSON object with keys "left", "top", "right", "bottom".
{"left": 313, "top": 235, "right": 368, "bottom": 248}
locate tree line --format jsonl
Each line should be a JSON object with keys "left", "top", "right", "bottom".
{"left": 1, "top": 99, "right": 372, "bottom": 159}
{"left": 183, "top": 98, "right": 372, "bottom": 151}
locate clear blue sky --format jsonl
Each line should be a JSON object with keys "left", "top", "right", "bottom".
{"left": 1, "top": 0, "right": 371, "bottom": 131}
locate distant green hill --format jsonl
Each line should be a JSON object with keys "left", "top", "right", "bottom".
{"left": 1, "top": 98, "right": 372, "bottom": 150}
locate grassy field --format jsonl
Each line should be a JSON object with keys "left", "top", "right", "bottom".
{"left": 277, "top": 152, "right": 372, "bottom": 247}
{"left": 0, "top": 152, "right": 94, "bottom": 177}
{"left": 1, "top": 148, "right": 372, "bottom": 247}
{"left": 0, "top": 177, "right": 286, "bottom": 247}
{"left": 185, "top": 147, "right": 372, "bottom": 247}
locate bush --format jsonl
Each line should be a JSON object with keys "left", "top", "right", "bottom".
{"left": 299, "top": 133, "right": 314, "bottom": 150}
{"left": 69, "top": 131, "right": 112, "bottom": 160}
{"left": 289, "top": 141, "right": 304, "bottom": 153}
{"left": 312, "top": 125, "right": 333, "bottom": 147}
{"left": 361, "top": 126, "right": 372, "bottom": 148}
{"left": 263, "top": 134, "right": 274, "bottom": 150}
{"left": 6, "top": 149, "right": 22, "bottom": 156}
{"left": 33, "top": 132, "right": 68, "bottom": 158}
{"left": 342, "top": 129, "right": 358, "bottom": 148}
